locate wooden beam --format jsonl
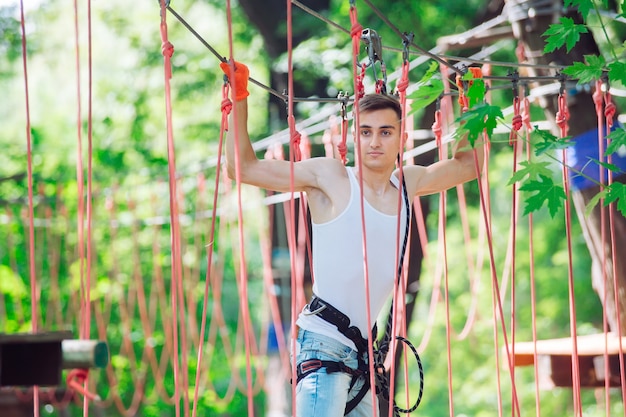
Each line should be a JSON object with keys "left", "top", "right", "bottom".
{"left": 511, "top": 333, "right": 626, "bottom": 388}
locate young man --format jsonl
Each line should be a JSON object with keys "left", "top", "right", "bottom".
{"left": 221, "top": 61, "right": 483, "bottom": 416}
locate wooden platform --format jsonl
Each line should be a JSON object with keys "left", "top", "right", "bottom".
{"left": 511, "top": 333, "right": 626, "bottom": 388}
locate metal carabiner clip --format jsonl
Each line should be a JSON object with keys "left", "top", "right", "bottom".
{"left": 361, "top": 28, "right": 383, "bottom": 67}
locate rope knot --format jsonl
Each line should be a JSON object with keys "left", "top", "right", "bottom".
{"left": 221, "top": 97, "right": 232, "bottom": 115}
{"left": 605, "top": 101, "right": 616, "bottom": 123}
{"left": 351, "top": 22, "right": 363, "bottom": 38}
{"left": 512, "top": 114, "right": 523, "bottom": 132}
{"left": 337, "top": 142, "right": 348, "bottom": 164}
{"left": 161, "top": 41, "right": 174, "bottom": 58}
{"left": 396, "top": 75, "right": 409, "bottom": 94}
{"left": 292, "top": 130, "right": 302, "bottom": 162}
{"left": 66, "top": 369, "right": 99, "bottom": 401}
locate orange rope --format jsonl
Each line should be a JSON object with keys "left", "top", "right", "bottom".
{"left": 557, "top": 88, "right": 583, "bottom": 416}
{"left": 603, "top": 84, "right": 626, "bottom": 414}
{"left": 18, "top": 0, "right": 40, "bottom": 414}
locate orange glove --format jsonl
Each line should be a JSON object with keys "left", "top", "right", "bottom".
{"left": 219, "top": 60, "right": 250, "bottom": 101}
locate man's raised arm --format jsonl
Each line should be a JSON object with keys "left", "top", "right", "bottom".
{"left": 220, "top": 61, "right": 256, "bottom": 182}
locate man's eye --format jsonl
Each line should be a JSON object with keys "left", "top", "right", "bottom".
{"left": 361, "top": 130, "right": 371, "bottom": 136}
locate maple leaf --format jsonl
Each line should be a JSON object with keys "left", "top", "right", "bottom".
{"left": 604, "top": 182, "right": 626, "bottom": 217}
{"left": 564, "top": 0, "right": 594, "bottom": 19}
{"left": 519, "top": 175, "right": 567, "bottom": 217}
{"left": 407, "top": 61, "right": 444, "bottom": 114}
{"left": 606, "top": 128, "right": 626, "bottom": 156}
{"left": 543, "top": 17, "right": 589, "bottom": 53}
{"left": 608, "top": 61, "right": 626, "bottom": 87}
{"left": 562, "top": 55, "right": 605, "bottom": 84}
{"left": 508, "top": 160, "right": 553, "bottom": 185}
{"left": 467, "top": 78, "right": 486, "bottom": 107}
{"left": 456, "top": 103, "right": 503, "bottom": 147}
{"left": 533, "top": 128, "right": 574, "bottom": 156}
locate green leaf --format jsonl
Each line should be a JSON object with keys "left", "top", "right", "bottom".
{"left": 604, "top": 182, "right": 626, "bottom": 217}
{"left": 606, "top": 128, "right": 626, "bottom": 156}
{"left": 542, "top": 17, "right": 589, "bottom": 53}
{"left": 533, "top": 128, "right": 574, "bottom": 156}
{"left": 562, "top": 55, "right": 605, "bottom": 84}
{"left": 608, "top": 61, "right": 626, "bottom": 87}
{"left": 456, "top": 102, "right": 503, "bottom": 146}
{"left": 508, "top": 160, "right": 554, "bottom": 185}
{"left": 519, "top": 175, "right": 567, "bottom": 217}
{"left": 564, "top": 0, "right": 595, "bottom": 19}
{"left": 406, "top": 62, "right": 444, "bottom": 114}
{"left": 467, "top": 78, "right": 486, "bottom": 107}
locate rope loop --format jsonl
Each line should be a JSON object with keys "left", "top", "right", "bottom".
{"left": 510, "top": 96, "right": 522, "bottom": 145}
{"left": 605, "top": 92, "right": 616, "bottom": 128}
{"left": 349, "top": 6, "right": 363, "bottom": 39}
{"left": 432, "top": 108, "right": 443, "bottom": 147}
{"left": 289, "top": 115, "right": 302, "bottom": 162}
{"left": 593, "top": 79, "right": 603, "bottom": 113}
{"left": 522, "top": 96, "right": 531, "bottom": 131}
{"left": 396, "top": 61, "right": 410, "bottom": 94}
{"left": 66, "top": 369, "right": 99, "bottom": 401}
{"left": 339, "top": 116, "right": 349, "bottom": 164}
{"left": 556, "top": 92, "right": 570, "bottom": 137}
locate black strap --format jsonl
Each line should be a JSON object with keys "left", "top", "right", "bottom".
{"left": 307, "top": 296, "right": 375, "bottom": 355}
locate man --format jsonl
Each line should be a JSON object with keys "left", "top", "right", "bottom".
{"left": 221, "top": 61, "right": 483, "bottom": 416}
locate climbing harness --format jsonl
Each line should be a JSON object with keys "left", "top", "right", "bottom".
{"left": 295, "top": 176, "right": 424, "bottom": 416}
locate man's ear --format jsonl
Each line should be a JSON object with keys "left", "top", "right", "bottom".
{"left": 402, "top": 131, "right": 408, "bottom": 146}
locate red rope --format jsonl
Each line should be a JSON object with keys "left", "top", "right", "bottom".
{"left": 556, "top": 91, "right": 570, "bottom": 138}
{"left": 159, "top": 2, "right": 191, "bottom": 416}
{"left": 222, "top": 0, "right": 256, "bottom": 414}
{"left": 349, "top": 4, "right": 379, "bottom": 414}
{"left": 191, "top": 83, "right": 232, "bottom": 417}
{"left": 19, "top": 1, "right": 40, "bottom": 415}
{"left": 592, "top": 79, "right": 613, "bottom": 414}
{"left": 510, "top": 96, "right": 522, "bottom": 145}
{"left": 603, "top": 84, "right": 626, "bottom": 415}
{"left": 557, "top": 90, "right": 583, "bottom": 416}
{"left": 338, "top": 103, "right": 349, "bottom": 164}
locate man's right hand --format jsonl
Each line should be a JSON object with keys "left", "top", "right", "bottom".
{"left": 220, "top": 60, "right": 250, "bottom": 101}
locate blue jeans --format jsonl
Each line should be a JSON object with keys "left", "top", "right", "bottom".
{"left": 293, "top": 329, "right": 377, "bottom": 417}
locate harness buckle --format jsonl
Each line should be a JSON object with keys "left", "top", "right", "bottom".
{"left": 299, "top": 359, "right": 323, "bottom": 374}
{"left": 303, "top": 301, "right": 327, "bottom": 316}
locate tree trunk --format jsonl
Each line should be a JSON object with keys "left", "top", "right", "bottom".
{"left": 506, "top": 0, "right": 626, "bottom": 333}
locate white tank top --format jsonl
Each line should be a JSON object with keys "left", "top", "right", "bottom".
{"left": 296, "top": 167, "right": 409, "bottom": 349}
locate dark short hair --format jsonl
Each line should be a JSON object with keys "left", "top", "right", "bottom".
{"left": 357, "top": 93, "right": 402, "bottom": 122}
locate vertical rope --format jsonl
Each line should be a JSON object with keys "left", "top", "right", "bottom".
{"left": 603, "top": 85, "right": 626, "bottom": 414}
{"left": 592, "top": 80, "right": 612, "bottom": 414}
{"left": 556, "top": 88, "right": 583, "bottom": 416}
{"left": 348, "top": 4, "right": 379, "bottom": 414}
{"left": 18, "top": 1, "right": 40, "bottom": 415}
{"left": 191, "top": 84, "right": 230, "bottom": 417}
{"left": 223, "top": 1, "right": 256, "bottom": 415}
{"left": 521, "top": 91, "right": 543, "bottom": 417}
{"left": 159, "top": 2, "right": 191, "bottom": 416}
{"left": 285, "top": 1, "right": 301, "bottom": 415}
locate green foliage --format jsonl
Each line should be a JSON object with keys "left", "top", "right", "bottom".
{"left": 542, "top": 16, "right": 589, "bottom": 53}
{"left": 519, "top": 174, "right": 567, "bottom": 217}
{"left": 406, "top": 62, "right": 444, "bottom": 113}
{"left": 456, "top": 103, "right": 504, "bottom": 146}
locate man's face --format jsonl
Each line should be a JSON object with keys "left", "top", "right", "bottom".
{"left": 355, "top": 109, "right": 402, "bottom": 169}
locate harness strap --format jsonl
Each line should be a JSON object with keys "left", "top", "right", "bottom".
{"left": 295, "top": 358, "right": 364, "bottom": 384}
{"left": 306, "top": 296, "right": 376, "bottom": 353}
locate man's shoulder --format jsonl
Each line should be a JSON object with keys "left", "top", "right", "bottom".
{"left": 303, "top": 156, "right": 347, "bottom": 174}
